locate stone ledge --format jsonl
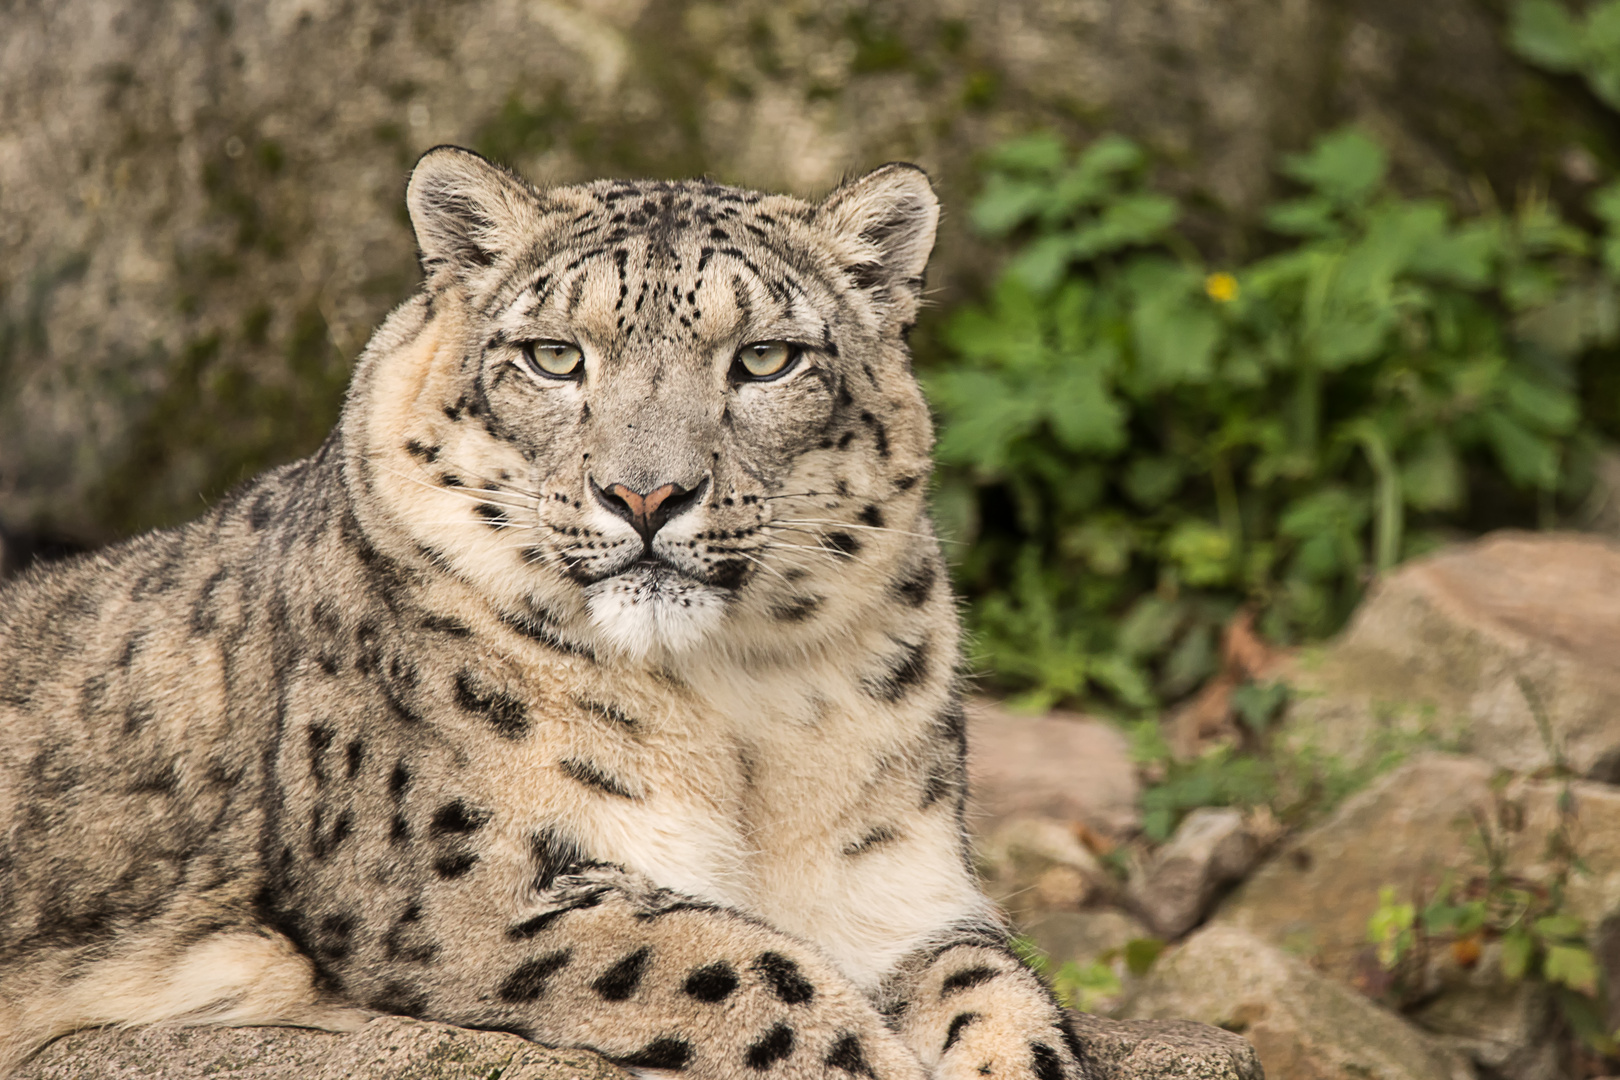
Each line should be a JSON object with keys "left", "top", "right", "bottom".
{"left": 19, "top": 1014, "right": 1260, "bottom": 1080}
{"left": 1067, "top": 1013, "right": 1263, "bottom": 1080}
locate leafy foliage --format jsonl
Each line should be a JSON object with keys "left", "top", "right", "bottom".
{"left": 930, "top": 127, "right": 1618, "bottom": 710}
{"left": 1510, "top": 0, "right": 1620, "bottom": 111}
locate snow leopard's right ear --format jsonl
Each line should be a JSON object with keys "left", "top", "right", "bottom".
{"left": 406, "top": 146, "right": 543, "bottom": 277}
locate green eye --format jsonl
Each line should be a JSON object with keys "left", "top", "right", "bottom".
{"left": 520, "top": 341, "right": 584, "bottom": 379}
{"left": 734, "top": 341, "right": 799, "bottom": 380}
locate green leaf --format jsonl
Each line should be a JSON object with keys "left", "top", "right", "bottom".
{"left": 1544, "top": 943, "right": 1600, "bottom": 996}
{"left": 1533, "top": 913, "right": 1588, "bottom": 942}
{"left": 1509, "top": 0, "right": 1585, "bottom": 72}
{"left": 1501, "top": 927, "right": 1535, "bottom": 981}
{"left": 1401, "top": 434, "right": 1464, "bottom": 512}
{"left": 1164, "top": 520, "right": 1234, "bottom": 586}
{"left": 1123, "top": 456, "right": 1185, "bottom": 508}
{"left": 1232, "top": 681, "right": 1290, "bottom": 734}
{"left": 987, "top": 132, "right": 1068, "bottom": 176}
{"left": 1282, "top": 128, "right": 1388, "bottom": 207}
{"left": 1482, "top": 410, "right": 1560, "bottom": 489}
{"left": 972, "top": 175, "right": 1053, "bottom": 236}
{"left": 1265, "top": 197, "right": 1340, "bottom": 238}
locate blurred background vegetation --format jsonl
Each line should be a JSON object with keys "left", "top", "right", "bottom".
{"left": 2, "top": 0, "right": 1619, "bottom": 705}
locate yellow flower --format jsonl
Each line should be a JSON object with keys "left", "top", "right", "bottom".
{"left": 1204, "top": 272, "right": 1239, "bottom": 303}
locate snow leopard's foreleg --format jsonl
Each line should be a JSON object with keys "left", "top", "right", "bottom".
{"left": 323, "top": 865, "right": 927, "bottom": 1080}
{"left": 881, "top": 926, "right": 1094, "bottom": 1080}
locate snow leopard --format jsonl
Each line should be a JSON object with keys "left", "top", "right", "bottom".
{"left": 0, "top": 147, "right": 1091, "bottom": 1080}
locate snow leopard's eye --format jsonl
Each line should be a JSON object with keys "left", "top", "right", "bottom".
{"left": 732, "top": 341, "right": 800, "bottom": 381}
{"left": 518, "top": 341, "right": 584, "bottom": 380}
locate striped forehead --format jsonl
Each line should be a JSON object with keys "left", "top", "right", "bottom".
{"left": 506, "top": 212, "right": 830, "bottom": 345}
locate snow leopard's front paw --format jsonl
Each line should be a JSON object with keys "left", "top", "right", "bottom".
{"left": 897, "top": 946, "right": 1092, "bottom": 1080}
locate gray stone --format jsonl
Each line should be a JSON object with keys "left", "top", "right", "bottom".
{"left": 16, "top": 1017, "right": 625, "bottom": 1080}
{"left": 1121, "top": 927, "right": 1475, "bottom": 1080}
{"left": 977, "top": 815, "right": 1120, "bottom": 923}
{"left": 1280, "top": 532, "right": 1620, "bottom": 779}
{"left": 1130, "top": 808, "right": 1258, "bottom": 939}
{"left": 967, "top": 701, "right": 1141, "bottom": 839}
{"left": 1066, "top": 1013, "right": 1262, "bottom": 1080}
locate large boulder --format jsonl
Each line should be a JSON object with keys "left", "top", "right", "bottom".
{"left": 1280, "top": 532, "right": 1620, "bottom": 780}
{"left": 18, "top": 1014, "right": 1260, "bottom": 1080}
{"left": 2, "top": 1, "right": 1612, "bottom": 544}
{"left": 1121, "top": 926, "right": 1474, "bottom": 1080}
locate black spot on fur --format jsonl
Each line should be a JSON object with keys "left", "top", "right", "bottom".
{"left": 420, "top": 614, "right": 471, "bottom": 637}
{"left": 430, "top": 800, "right": 490, "bottom": 835}
{"left": 560, "top": 758, "right": 639, "bottom": 799}
{"left": 708, "top": 558, "right": 749, "bottom": 590}
{"left": 843, "top": 826, "right": 898, "bottom": 856}
{"left": 508, "top": 891, "right": 604, "bottom": 939}
{"left": 770, "top": 595, "right": 822, "bottom": 622}
{"left": 313, "top": 912, "right": 357, "bottom": 960}
{"left": 390, "top": 813, "right": 411, "bottom": 844}
{"left": 826, "top": 1034, "right": 875, "bottom": 1076}
{"left": 746, "top": 1024, "right": 796, "bottom": 1070}
{"left": 497, "top": 950, "right": 573, "bottom": 1002}
{"left": 892, "top": 560, "right": 936, "bottom": 608}
{"left": 307, "top": 724, "right": 335, "bottom": 785}
{"left": 433, "top": 851, "right": 478, "bottom": 879}
{"left": 824, "top": 531, "right": 861, "bottom": 558}
{"left": 345, "top": 739, "right": 365, "bottom": 779}
{"left": 369, "top": 980, "right": 427, "bottom": 1017}
{"left": 941, "top": 965, "right": 999, "bottom": 997}
{"left": 382, "top": 901, "right": 439, "bottom": 963}
{"left": 389, "top": 761, "right": 411, "bottom": 800}
{"left": 1031, "top": 1043, "right": 1064, "bottom": 1080}
{"left": 531, "top": 827, "right": 591, "bottom": 891}
{"left": 453, "top": 670, "right": 529, "bottom": 738}
{"left": 575, "top": 698, "right": 638, "bottom": 729}
{"left": 858, "top": 505, "right": 884, "bottom": 528}
{"left": 249, "top": 490, "right": 275, "bottom": 530}
{"left": 752, "top": 952, "right": 814, "bottom": 1004}
{"left": 895, "top": 474, "right": 919, "bottom": 491}
{"left": 612, "top": 1039, "right": 693, "bottom": 1071}
{"left": 683, "top": 961, "right": 739, "bottom": 1002}
{"left": 404, "top": 439, "right": 440, "bottom": 463}
{"left": 944, "top": 1013, "right": 982, "bottom": 1052}
{"left": 864, "top": 639, "right": 930, "bottom": 702}
{"left": 474, "top": 502, "right": 510, "bottom": 529}
{"left": 593, "top": 945, "right": 652, "bottom": 1001}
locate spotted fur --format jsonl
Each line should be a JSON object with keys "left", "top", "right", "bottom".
{"left": 0, "top": 147, "right": 1090, "bottom": 1080}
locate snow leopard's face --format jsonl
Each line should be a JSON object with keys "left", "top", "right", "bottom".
{"left": 355, "top": 149, "right": 944, "bottom": 662}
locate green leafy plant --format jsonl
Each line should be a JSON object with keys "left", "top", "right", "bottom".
{"left": 930, "top": 127, "right": 1616, "bottom": 710}
{"left": 1510, "top": 0, "right": 1620, "bottom": 111}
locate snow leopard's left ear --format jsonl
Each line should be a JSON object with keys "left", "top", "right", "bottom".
{"left": 816, "top": 163, "right": 939, "bottom": 333}
{"left": 406, "top": 145, "right": 544, "bottom": 278}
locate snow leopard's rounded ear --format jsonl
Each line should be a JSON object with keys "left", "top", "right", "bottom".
{"left": 815, "top": 163, "right": 940, "bottom": 332}
{"left": 406, "top": 146, "right": 543, "bottom": 278}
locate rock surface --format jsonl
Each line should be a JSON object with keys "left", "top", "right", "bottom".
{"left": 1215, "top": 753, "right": 1620, "bottom": 985}
{"left": 19, "top": 1013, "right": 1259, "bottom": 1080}
{"left": 2, "top": 0, "right": 1610, "bottom": 544}
{"left": 967, "top": 701, "right": 1141, "bottom": 838}
{"left": 1129, "top": 808, "right": 1258, "bottom": 939}
{"left": 1280, "top": 532, "right": 1620, "bottom": 779}
{"left": 1121, "top": 927, "right": 1474, "bottom": 1080}
{"left": 16, "top": 1017, "right": 626, "bottom": 1080}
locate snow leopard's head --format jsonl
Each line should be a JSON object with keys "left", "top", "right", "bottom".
{"left": 349, "top": 147, "right": 945, "bottom": 663}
